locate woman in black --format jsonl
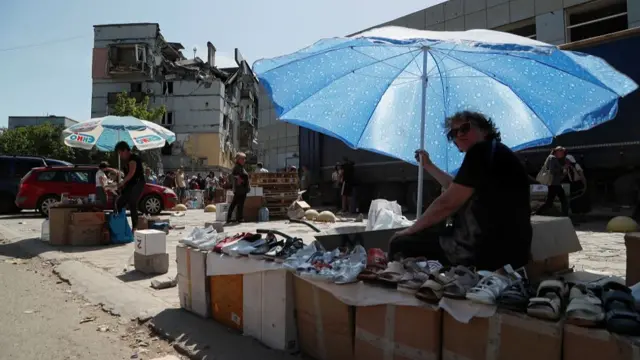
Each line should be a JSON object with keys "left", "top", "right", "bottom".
{"left": 114, "top": 141, "right": 146, "bottom": 230}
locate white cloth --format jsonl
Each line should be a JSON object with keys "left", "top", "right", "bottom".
{"left": 258, "top": 168, "right": 269, "bottom": 173}
{"left": 95, "top": 170, "right": 107, "bottom": 188}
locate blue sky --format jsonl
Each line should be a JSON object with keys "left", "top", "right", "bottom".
{"left": 0, "top": 0, "right": 443, "bottom": 127}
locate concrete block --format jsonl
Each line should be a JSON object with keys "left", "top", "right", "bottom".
{"left": 204, "top": 221, "right": 224, "bottom": 233}
{"left": 536, "top": 11, "right": 566, "bottom": 45}
{"left": 510, "top": 0, "right": 535, "bottom": 23}
{"left": 465, "top": 10, "right": 488, "bottom": 29}
{"left": 535, "top": 0, "right": 563, "bottom": 15}
{"left": 465, "top": 0, "right": 487, "bottom": 15}
{"left": 134, "top": 252, "right": 169, "bottom": 275}
{"left": 445, "top": 16, "right": 465, "bottom": 31}
{"left": 488, "top": 0, "right": 509, "bottom": 7}
{"left": 445, "top": 0, "right": 464, "bottom": 20}
{"left": 426, "top": 3, "right": 445, "bottom": 26}
{"left": 487, "top": 3, "right": 511, "bottom": 28}
{"left": 564, "top": 0, "right": 590, "bottom": 7}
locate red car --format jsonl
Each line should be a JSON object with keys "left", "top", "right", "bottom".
{"left": 15, "top": 165, "right": 178, "bottom": 217}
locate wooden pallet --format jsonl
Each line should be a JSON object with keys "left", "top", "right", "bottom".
{"left": 263, "top": 191, "right": 299, "bottom": 198}
{"left": 252, "top": 178, "right": 299, "bottom": 186}
{"left": 250, "top": 172, "right": 298, "bottom": 179}
{"left": 266, "top": 206, "right": 289, "bottom": 214}
{"left": 265, "top": 197, "right": 297, "bottom": 206}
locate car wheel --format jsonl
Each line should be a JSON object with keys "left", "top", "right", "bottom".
{"left": 38, "top": 195, "right": 60, "bottom": 217}
{"left": 140, "top": 195, "right": 163, "bottom": 215}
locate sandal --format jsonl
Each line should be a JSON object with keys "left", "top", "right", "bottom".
{"left": 498, "top": 282, "right": 535, "bottom": 313}
{"left": 442, "top": 266, "right": 480, "bottom": 299}
{"left": 466, "top": 273, "right": 512, "bottom": 305}
{"left": 397, "top": 258, "right": 430, "bottom": 295}
{"left": 603, "top": 288, "right": 640, "bottom": 335}
{"left": 377, "top": 261, "right": 406, "bottom": 287}
{"left": 414, "top": 266, "right": 460, "bottom": 303}
{"left": 527, "top": 279, "right": 567, "bottom": 321}
{"left": 566, "top": 284, "right": 605, "bottom": 327}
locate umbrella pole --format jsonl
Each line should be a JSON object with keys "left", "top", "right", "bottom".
{"left": 416, "top": 47, "right": 428, "bottom": 219}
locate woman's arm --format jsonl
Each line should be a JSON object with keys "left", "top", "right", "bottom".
{"left": 423, "top": 163, "right": 453, "bottom": 189}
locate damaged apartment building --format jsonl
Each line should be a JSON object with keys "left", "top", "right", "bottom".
{"left": 91, "top": 22, "right": 258, "bottom": 172}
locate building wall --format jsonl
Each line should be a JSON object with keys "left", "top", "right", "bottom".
{"left": 7, "top": 116, "right": 77, "bottom": 130}
{"left": 90, "top": 23, "right": 232, "bottom": 171}
{"left": 257, "top": 84, "right": 299, "bottom": 171}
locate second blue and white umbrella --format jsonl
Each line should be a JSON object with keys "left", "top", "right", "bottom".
{"left": 63, "top": 115, "right": 176, "bottom": 152}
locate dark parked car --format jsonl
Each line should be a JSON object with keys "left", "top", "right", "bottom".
{"left": 0, "top": 155, "right": 72, "bottom": 214}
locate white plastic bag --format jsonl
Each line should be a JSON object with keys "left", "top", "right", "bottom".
{"left": 371, "top": 209, "right": 413, "bottom": 231}
{"left": 41, "top": 220, "right": 50, "bottom": 242}
{"left": 366, "top": 199, "right": 402, "bottom": 231}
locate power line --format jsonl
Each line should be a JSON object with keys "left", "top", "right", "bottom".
{"left": 0, "top": 35, "right": 88, "bottom": 53}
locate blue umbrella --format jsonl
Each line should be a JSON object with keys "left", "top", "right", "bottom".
{"left": 254, "top": 26, "right": 638, "bottom": 215}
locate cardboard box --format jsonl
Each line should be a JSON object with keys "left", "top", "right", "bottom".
{"left": 134, "top": 229, "right": 167, "bottom": 255}
{"left": 293, "top": 276, "right": 355, "bottom": 360}
{"left": 49, "top": 207, "right": 77, "bottom": 245}
{"left": 563, "top": 324, "right": 640, "bottom": 360}
{"left": 355, "top": 305, "right": 441, "bottom": 360}
{"left": 210, "top": 275, "right": 243, "bottom": 330}
{"left": 70, "top": 212, "right": 105, "bottom": 226}
{"left": 243, "top": 196, "right": 263, "bottom": 222}
{"left": 176, "top": 245, "right": 210, "bottom": 318}
{"left": 243, "top": 270, "right": 297, "bottom": 351}
{"left": 216, "top": 203, "right": 231, "bottom": 222}
{"left": 442, "top": 311, "right": 563, "bottom": 360}
{"left": 134, "top": 252, "right": 169, "bottom": 274}
{"left": 625, "top": 233, "right": 640, "bottom": 285}
{"left": 68, "top": 224, "right": 103, "bottom": 246}
{"left": 248, "top": 187, "right": 264, "bottom": 197}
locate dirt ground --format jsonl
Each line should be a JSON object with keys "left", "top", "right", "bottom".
{"left": 0, "top": 254, "right": 183, "bottom": 360}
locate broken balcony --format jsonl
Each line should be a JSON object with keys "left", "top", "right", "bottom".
{"left": 237, "top": 121, "right": 258, "bottom": 152}
{"left": 108, "top": 44, "right": 150, "bottom": 75}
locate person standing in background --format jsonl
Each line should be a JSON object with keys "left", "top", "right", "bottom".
{"left": 163, "top": 171, "right": 176, "bottom": 189}
{"left": 535, "top": 146, "right": 569, "bottom": 216}
{"left": 145, "top": 167, "right": 157, "bottom": 185}
{"left": 256, "top": 162, "right": 269, "bottom": 173}
{"left": 95, "top": 161, "right": 109, "bottom": 206}
{"left": 300, "top": 165, "right": 311, "bottom": 202}
{"left": 227, "top": 153, "right": 250, "bottom": 224}
{"left": 114, "top": 141, "right": 146, "bottom": 230}
{"left": 175, "top": 167, "right": 187, "bottom": 204}
{"left": 332, "top": 163, "right": 342, "bottom": 210}
{"left": 341, "top": 157, "right": 355, "bottom": 214}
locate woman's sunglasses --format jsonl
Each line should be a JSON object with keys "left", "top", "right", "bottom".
{"left": 446, "top": 122, "right": 472, "bottom": 141}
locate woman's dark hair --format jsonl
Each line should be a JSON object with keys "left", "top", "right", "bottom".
{"left": 444, "top": 111, "right": 501, "bottom": 142}
{"left": 99, "top": 161, "right": 108, "bottom": 169}
{"left": 114, "top": 141, "right": 131, "bottom": 152}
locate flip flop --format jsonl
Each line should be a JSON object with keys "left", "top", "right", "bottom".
{"left": 527, "top": 279, "right": 567, "bottom": 321}
{"left": 415, "top": 267, "right": 452, "bottom": 303}
{"left": 566, "top": 284, "right": 605, "bottom": 327}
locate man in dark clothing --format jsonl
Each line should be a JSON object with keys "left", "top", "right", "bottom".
{"left": 227, "top": 152, "right": 249, "bottom": 223}
{"left": 114, "top": 141, "right": 146, "bottom": 230}
{"left": 389, "top": 111, "right": 532, "bottom": 271}
{"left": 341, "top": 157, "right": 355, "bottom": 213}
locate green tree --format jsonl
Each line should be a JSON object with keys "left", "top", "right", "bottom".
{"left": 0, "top": 123, "right": 75, "bottom": 161}
{"left": 111, "top": 92, "right": 166, "bottom": 121}
{"left": 111, "top": 92, "right": 167, "bottom": 173}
